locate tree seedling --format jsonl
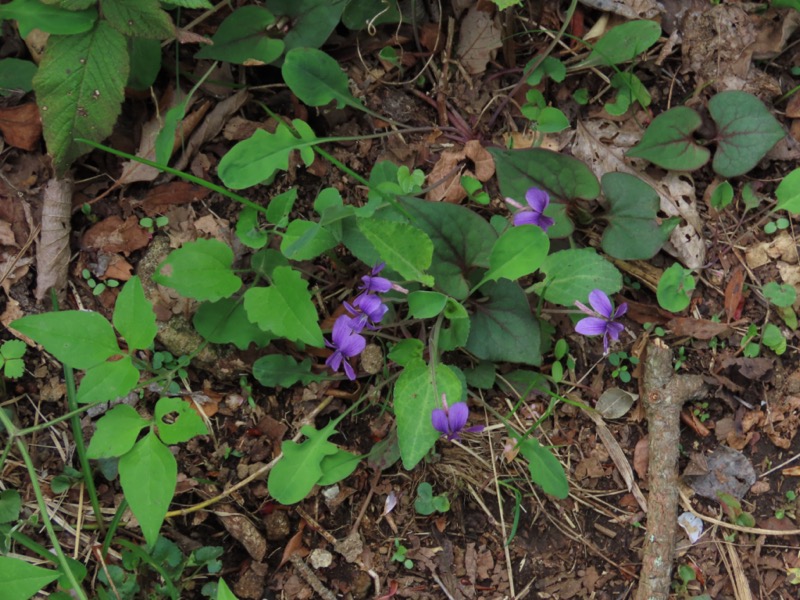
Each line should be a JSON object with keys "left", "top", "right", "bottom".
{"left": 414, "top": 482, "right": 450, "bottom": 515}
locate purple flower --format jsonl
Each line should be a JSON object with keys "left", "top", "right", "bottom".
{"left": 432, "top": 394, "right": 484, "bottom": 441}
{"left": 353, "top": 293, "right": 388, "bottom": 325}
{"left": 360, "top": 262, "right": 393, "bottom": 294}
{"left": 574, "top": 289, "right": 627, "bottom": 354}
{"left": 506, "top": 187, "right": 555, "bottom": 231}
{"left": 325, "top": 316, "right": 366, "bottom": 380}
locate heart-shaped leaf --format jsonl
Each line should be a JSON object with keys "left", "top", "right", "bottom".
{"left": 626, "top": 106, "right": 710, "bottom": 171}
{"left": 87, "top": 404, "right": 149, "bottom": 459}
{"left": 657, "top": 263, "right": 695, "bottom": 312}
{"left": 709, "top": 91, "right": 784, "bottom": 178}
{"left": 532, "top": 248, "right": 622, "bottom": 307}
{"left": 153, "top": 238, "right": 242, "bottom": 302}
{"left": 194, "top": 298, "right": 272, "bottom": 350}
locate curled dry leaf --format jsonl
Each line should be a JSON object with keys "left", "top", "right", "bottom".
{"left": 455, "top": 6, "right": 501, "bottom": 75}
{"left": 140, "top": 181, "right": 211, "bottom": 216}
{"left": 425, "top": 140, "right": 495, "bottom": 203}
{"left": 82, "top": 216, "right": 150, "bottom": 255}
{"left": 578, "top": 0, "right": 663, "bottom": 19}
{"left": 35, "top": 176, "right": 72, "bottom": 301}
{"left": 666, "top": 317, "right": 730, "bottom": 340}
{"left": 0, "top": 103, "right": 42, "bottom": 151}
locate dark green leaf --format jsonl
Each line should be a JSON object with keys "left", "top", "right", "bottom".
{"left": 282, "top": 48, "right": 364, "bottom": 110}
{"left": 153, "top": 239, "right": 242, "bottom": 302}
{"left": 102, "top": 0, "right": 173, "bottom": 39}
{"left": 265, "top": 0, "right": 348, "bottom": 51}
{"left": 515, "top": 436, "right": 569, "bottom": 498}
{"left": 0, "top": 58, "right": 36, "bottom": 96}
{"left": 195, "top": 6, "right": 284, "bottom": 64}
{"left": 580, "top": 20, "right": 661, "bottom": 67}
{"left": 194, "top": 298, "right": 272, "bottom": 350}
{"left": 252, "top": 355, "right": 324, "bottom": 387}
{"left": 0, "top": 0, "right": 96, "bottom": 36}
{"left": 626, "top": 106, "right": 710, "bottom": 171}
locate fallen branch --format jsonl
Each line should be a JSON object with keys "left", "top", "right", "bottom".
{"left": 635, "top": 339, "right": 706, "bottom": 600}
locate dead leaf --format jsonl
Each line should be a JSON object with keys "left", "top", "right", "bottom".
{"left": 425, "top": 140, "right": 495, "bottom": 203}
{"left": 682, "top": 446, "right": 756, "bottom": 500}
{"left": 279, "top": 523, "right": 308, "bottom": 569}
{"left": 103, "top": 254, "right": 133, "bottom": 281}
{"left": 215, "top": 503, "right": 267, "bottom": 561}
{"left": 455, "top": 6, "right": 502, "bottom": 75}
{"left": 633, "top": 436, "right": 649, "bottom": 480}
{"left": 0, "top": 103, "right": 42, "bottom": 150}
{"left": 465, "top": 139, "right": 495, "bottom": 181}
{"left": 721, "top": 356, "right": 773, "bottom": 380}
{"left": 83, "top": 216, "right": 150, "bottom": 255}
{"left": 667, "top": 317, "right": 731, "bottom": 339}
{"left": 35, "top": 176, "right": 72, "bottom": 301}
{"left": 140, "top": 182, "right": 211, "bottom": 216}
{"left": 578, "top": 0, "right": 663, "bottom": 19}
{"left": 724, "top": 268, "right": 745, "bottom": 322}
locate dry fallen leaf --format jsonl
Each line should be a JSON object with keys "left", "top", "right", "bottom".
{"left": 140, "top": 181, "right": 211, "bottom": 216}
{"left": 0, "top": 103, "right": 42, "bottom": 151}
{"left": 35, "top": 177, "right": 72, "bottom": 301}
{"left": 456, "top": 6, "right": 502, "bottom": 75}
{"left": 83, "top": 216, "right": 150, "bottom": 255}
{"left": 724, "top": 268, "right": 745, "bottom": 322}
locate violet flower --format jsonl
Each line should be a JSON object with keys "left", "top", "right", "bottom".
{"left": 432, "top": 394, "right": 483, "bottom": 441}
{"left": 360, "top": 262, "right": 409, "bottom": 295}
{"left": 506, "top": 187, "right": 555, "bottom": 231}
{"left": 325, "top": 316, "right": 366, "bottom": 380}
{"left": 574, "top": 289, "right": 627, "bottom": 354}
{"left": 352, "top": 293, "right": 388, "bottom": 325}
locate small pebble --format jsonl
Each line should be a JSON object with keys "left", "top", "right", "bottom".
{"left": 263, "top": 510, "right": 290, "bottom": 541}
{"left": 309, "top": 548, "right": 333, "bottom": 569}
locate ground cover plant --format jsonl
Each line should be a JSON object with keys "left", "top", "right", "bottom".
{"left": 1, "top": 0, "right": 800, "bottom": 598}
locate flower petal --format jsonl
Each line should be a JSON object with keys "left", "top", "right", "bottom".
{"left": 331, "top": 315, "right": 357, "bottom": 343}
{"left": 464, "top": 425, "right": 484, "bottom": 434}
{"left": 537, "top": 215, "right": 555, "bottom": 232}
{"left": 431, "top": 409, "right": 449, "bottom": 434}
{"left": 339, "top": 331, "right": 366, "bottom": 357}
{"left": 613, "top": 302, "right": 628, "bottom": 319}
{"left": 325, "top": 351, "right": 343, "bottom": 372}
{"left": 513, "top": 210, "right": 539, "bottom": 227}
{"left": 525, "top": 187, "right": 549, "bottom": 213}
{"left": 447, "top": 402, "right": 470, "bottom": 432}
{"left": 588, "top": 289, "right": 613, "bottom": 319}
{"left": 605, "top": 321, "right": 624, "bottom": 342}
{"left": 343, "top": 360, "right": 357, "bottom": 381}
{"left": 575, "top": 317, "right": 609, "bottom": 336}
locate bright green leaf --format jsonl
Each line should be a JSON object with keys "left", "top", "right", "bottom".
{"left": 235, "top": 207, "right": 268, "bottom": 249}
{"left": 357, "top": 218, "right": 434, "bottom": 286}
{"left": 710, "top": 181, "right": 734, "bottom": 210}
{"left": 525, "top": 55, "right": 565, "bottom": 85}
{"left": 317, "top": 449, "right": 361, "bottom": 486}
{"left": 580, "top": 20, "right": 661, "bottom": 67}
{"left": 12, "top": 310, "right": 119, "bottom": 370}
{"left": 154, "top": 396, "right": 208, "bottom": 445}
{"left": 87, "top": 404, "right": 149, "bottom": 459}
{"left": 515, "top": 436, "right": 569, "bottom": 498}
{"left": 193, "top": 298, "right": 272, "bottom": 350}
{"left": 532, "top": 248, "right": 622, "bottom": 306}
{"left": 0, "top": 0, "right": 96, "bottom": 36}
{"left": 215, "top": 578, "right": 238, "bottom": 600}
{"left": 439, "top": 298, "right": 470, "bottom": 352}
{"left": 656, "top": 263, "right": 695, "bottom": 312}
{"left": 153, "top": 239, "right": 242, "bottom": 302}
{"left": 535, "top": 107, "right": 570, "bottom": 133}
{"left": 762, "top": 323, "right": 786, "bottom": 355}
{"left": 709, "top": 91, "right": 784, "bottom": 178}
{"left": 282, "top": 48, "right": 364, "bottom": 110}
{"left": 252, "top": 354, "right": 325, "bottom": 387}
{"left": 762, "top": 282, "right": 797, "bottom": 308}
{"left": 387, "top": 339, "right": 424, "bottom": 367}
{"left": 250, "top": 248, "right": 289, "bottom": 279}
{"left": 626, "top": 106, "right": 710, "bottom": 171}
{"left": 33, "top": 21, "right": 128, "bottom": 173}
{"left": 76, "top": 356, "right": 139, "bottom": 404}
{"left": 265, "top": 188, "right": 297, "bottom": 226}
{"left": 0, "top": 556, "right": 60, "bottom": 600}
{"left": 775, "top": 167, "right": 800, "bottom": 214}
{"left": 483, "top": 225, "right": 549, "bottom": 284}
{"left": 113, "top": 276, "right": 157, "bottom": 350}
{"left": 243, "top": 267, "right": 324, "bottom": 347}
{"left": 119, "top": 431, "right": 177, "bottom": 549}
{"left": 195, "top": 6, "right": 284, "bottom": 64}
{"left": 102, "top": 0, "right": 173, "bottom": 39}
{"left": 280, "top": 219, "right": 338, "bottom": 260}
{"left": 407, "top": 291, "right": 448, "bottom": 319}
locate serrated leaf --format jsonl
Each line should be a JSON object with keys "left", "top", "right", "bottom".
{"left": 153, "top": 239, "right": 242, "bottom": 302}
{"left": 394, "top": 359, "right": 463, "bottom": 470}
{"left": 775, "top": 168, "right": 800, "bottom": 214}
{"left": 531, "top": 248, "right": 622, "bottom": 307}
{"left": 119, "top": 431, "right": 176, "bottom": 549}
{"left": 580, "top": 20, "right": 661, "bottom": 68}
{"left": 12, "top": 310, "right": 119, "bottom": 370}
{"left": 483, "top": 225, "right": 549, "bottom": 284}
{"left": 282, "top": 48, "right": 364, "bottom": 110}
{"left": 0, "top": 0, "right": 97, "bottom": 36}
{"left": 33, "top": 21, "right": 128, "bottom": 174}
{"left": 356, "top": 217, "right": 434, "bottom": 286}
{"left": 465, "top": 279, "right": 541, "bottom": 365}
{"left": 0, "top": 556, "right": 60, "bottom": 600}
{"left": 596, "top": 388, "right": 637, "bottom": 419}
{"left": 280, "top": 219, "right": 338, "bottom": 260}
{"left": 102, "top": 0, "right": 173, "bottom": 39}
{"left": 268, "top": 422, "right": 340, "bottom": 504}
{"left": 515, "top": 436, "right": 568, "bottom": 498}
{"left": 113, "top": 276, "right": 157, "bottom": 350}
{"left": 491, "top": 147, "right": 600, "bottom": 204}
{"left": 193, "top": 298, "right": 272, "bottom": 350}
{"left": 399, "top": 197, "right": 497, "bottom": 299}
{"left": 154, "top": 397, "right": 208, "bottom": 445}
{"left": 76, "top": 356, "right": 139, "bottom": 404}
{"left": 601, "top": 172, "right": 675, "bottom": 260}
{"left": 87, "top": 404, "right": 149, "bottom": 459}
{"left": 626, "top": 106, "right": 710, "bottom": 171}
{"left": 243, "top": 267, "right": 324, "bottom": 347}
{"left": 218, "top": 120, "right": 317, "bottom": 189}
{"left": 709, "top": 91, "right": 784, "bottom": 178}
{"left": 252, "top": 354, "right": 324, "bottom": 387}
{"left": 195, "top": 6, "right": 284, "bottom": 65}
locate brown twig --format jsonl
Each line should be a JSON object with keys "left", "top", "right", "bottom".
{"left": 635, "top": 340, "right": 706, "bottom": 600}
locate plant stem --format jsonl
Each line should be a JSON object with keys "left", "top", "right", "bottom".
{"left": 102, "top": 498, "right": 128, "bottom": 558}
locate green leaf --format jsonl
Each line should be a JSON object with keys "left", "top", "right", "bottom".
{"left": 33, "top": 21, "right": 128, "bottom": 174}
{"left": 76, "top": 356, "right": 139, "bottom": 404}
{"left": 265, "top": 188, "right": 297, "bottom": 226}
{"left": 482, "top": 225, "right": 549, "bottom": 284}
{"left": 534, "top": 107, "right": 570, "bottom": 133}
{"left": 709, "top": 91, "right": 784, "bottom": 178}
{"left": 775, "top": 167, "right": 800, "bottom": 214}
{"left": 250, "top": 248, "right": 289, "bottom": 279}
{"left": 762, "top": 323, "right": 786, "bottom": 355}
{"left": 407, "top": 291, "right": 448, "bottom": 319}
{"left": 656, "top": 263, "right": 695, "bottom": 312}
{"left": 387, "top": 339, "right": 424, "bottom": 367}
{"left": 515, "top": 436, "right": 569, "bottom": 498}
{"left": 218, "top": 120, "right": 316, "bottom": 189}
{"left": 153, "top": 239, "right": 242, "bottom": 302}
{"left": 0, "top": 340, "right": 26, "bottom": 379}
{"left": 626, "top": 106, "right": 710, "bottom": 171}
{"left": 466, "top": 279, "right": 541, "bottom": 365}
{"left": 119, "top": 431, "right": 177, "bottom": 549}
{"left": 154, "top": 397, "right": 208, "bottom": 445}
{"left": 710, "top": 180, "right": 734, "bottom": 211}
{"left": 606, "top": 72, "right": 650, "bottom": 115}
{"left": 216, "top": 579, "right": 239, "bottom": 600}
{"left": 317, "top": 449, "right": 361, "bottom": 486}
{"left": 0, "top": 58, "right": 36, "bottom": 96}
{"left": 0, "top": 556, "right": 60, "bottom": 600}
{"left": 113, "top": 276, "right": 157, "bottom": 350}
{"left": 600, "top": 172, "right": 675, "bottom": 260}
{"left": 414, "top": 482, "right": 436, "bottom": 515}
{"left": 0, "top": 0, "right": 96, "bottom": 36}
{"left": 281, "top": 219, "right": 338, "bottom": 260}
{"left": 439, "top": 298, "right": 470, "bottom": 352}
{"left": 102, "top": 0, "right": 173, "bottom": 39}
{"left": 87, "top": 404, "right": 149, "bottom": 459}
{"left": 252, "top": 355, "right": 324, "bottom": 387}
{"left": 282, "top": 48, "right": 364, "bottom": 110}
{"left": 127, "top": 37, "right": 161, "bottom": 90}
{"left": 268, "top": 422, "right": 340, "bottom": 504}
{"left": 195, "top": 6, "right": 284, "bottom": 65}
{"left": 264, "top": 0, "right": 347, "bottom": 51}
{"left": 580, "top": 20, "right": 661, "bottom": 67}
{"left": 532, "top": 248, "right": 622, "bottom": 306}
{"left": 491, "top": 147, "right": 600, "bottom": 204}
{"left": 525, "top": 55, "right": 566, "bottom": 85}
{"left": 356, "top": 217, "right": 434, "bottom": 286}
{"left": 394, "top": 359, "right": 463, "bottom": 470}
{"left": 193, "top": 298, "right": 272, "bottom": 350}
{"left": 162, "top": 0, "right": 212, "bottom": 7}
{"left": 0, "top": 490, "right": 21, "bottom": 524}
{"left": 341, "top": 0, "right": 400, "bottom": 29}
{"left": 243, "top": 266, "right": 324, "bottom": 347}
{"left": 235, "top": 207, "right": 268, "bottom": 249}
{"left": 762, "top": 282, "right": 797, "bottom": 308}
{"left": 154, "top": 99, "right": 187, "bottom": 166}
{"left": 399, "top": 197, "right": 497, "bottom": 299}
{"left": 12, "top": 310, "right": 119, "bottom": 370}
{"left": 40, "top": 0, "right": 97, "bottom": 9}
